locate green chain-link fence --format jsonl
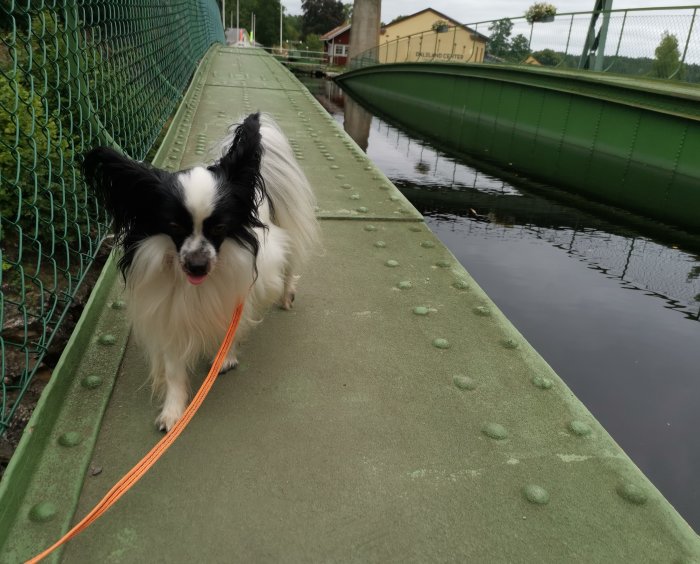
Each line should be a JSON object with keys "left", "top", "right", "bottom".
{"left": 351, "top": 5, "right": 700, "bottom": 82}
{"left": 0, "top": 1, "right": 224, "bottom": 435}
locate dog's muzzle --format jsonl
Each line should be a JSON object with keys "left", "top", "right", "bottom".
{"left": 183, "top": 251, "right": 210, "bottom": 285}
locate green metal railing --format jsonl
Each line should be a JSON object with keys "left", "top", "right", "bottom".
{"left": 350, "top": 5, "right": 700, "bottom": 82}
{"left": 0, "top": 1, "right": 224, "bottom": 435}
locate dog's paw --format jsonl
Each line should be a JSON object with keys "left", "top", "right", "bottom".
{"left": 219, "top": 357, "right": 238, "bottom": 374}
{"left": 155, "top": 406, "right": 185, "bottom": 433}
{"left": 279, "top": 292, "right": 295, "bottom": 310}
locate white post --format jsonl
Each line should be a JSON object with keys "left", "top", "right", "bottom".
{"left": 279, "top": 1, "right": 283, "bottom": 49}
{"left": 236, "top": 0, "right": 239, "bottom": 36}
{"left": 222, "top": 0, "right": 226, "bottom": 29}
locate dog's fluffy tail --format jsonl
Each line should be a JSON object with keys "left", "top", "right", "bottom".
{"left": 220, "top": 113, "right": 321, "bottom": 272}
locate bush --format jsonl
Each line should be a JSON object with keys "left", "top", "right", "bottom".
{"left": 0, "top": 71, "right": 68, "bottom": 245}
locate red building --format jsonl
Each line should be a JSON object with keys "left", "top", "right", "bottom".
{"left": 320, "top": 23, "right": 351, "bottom": 66}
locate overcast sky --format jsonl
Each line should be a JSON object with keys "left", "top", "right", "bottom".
{"left": 284, "top": 1, "right": 692, "bottom": 24}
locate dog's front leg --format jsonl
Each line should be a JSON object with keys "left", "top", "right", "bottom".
{"left": 219, "top": 342, "right": 239, "bottom": 373}
{"left": 155, "top": 359, "right": 189, "bottom": 432}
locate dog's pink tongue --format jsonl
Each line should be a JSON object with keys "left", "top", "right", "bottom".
{"left": 187, "top": 274, "right": 207, "bottom": 285}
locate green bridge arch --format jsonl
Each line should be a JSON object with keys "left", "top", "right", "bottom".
{"left": 335, "top": 62, "right": 700, "bottom": 232}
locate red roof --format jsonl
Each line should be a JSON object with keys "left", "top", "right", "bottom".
{"left": 320, "top": 22, "right": 351, "bottom": 41}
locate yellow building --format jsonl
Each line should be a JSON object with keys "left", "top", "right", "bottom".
{"left": 378, "top": 8, "right": 488, "bottom": 64}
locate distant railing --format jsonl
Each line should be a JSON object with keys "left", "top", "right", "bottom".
{"left": 263, "top": 47, "right": 328, "bottom": 68}
{"left": 350, "top": 5, "right": 700, "bottom": 83}
{"left": 0, "top": 1, "right": 224, "bottom": 435}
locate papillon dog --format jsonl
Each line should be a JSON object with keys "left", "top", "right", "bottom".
{"left": 83, "top": 112, "right": 320, "bottom": 431}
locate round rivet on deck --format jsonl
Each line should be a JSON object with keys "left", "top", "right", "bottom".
{"left": 374, "top": 241, "right": 386, "bottom": 248}
{"left": 98, "top": 334, "right": 116, "bottom": 346}
{"left": 432, "top": 338, "right": 450, "bottom": 349}
{"left": 341, "top": 183, "right": 352, "bottom": 189}
{"left": 81, "top": 375, "right": 103, "bottom": 389}
{"left": 29, "top": 502, "right": 57, "bottom": 523}
{"left": 452, "top": 279, "right": 469, "bottom": 290}
{"left": 397, "top": 280, "right": 412, "bottom": 290}
{"left": 409, "top": 225, "right": 423, "bottom": 232}
{"left": 111, "top": 300, "right": 126, "bottom": 310}
{"left": 385, "top": 259, "right": 399, "bottom": 267}
{"left": 523, "top": 485, "right": 550, "bottom": 505}
{"left": 474, "top": 306, "right": 491, "bottom": 316}
{"left": 364, "top": 224, "right": 377, "bottom": 231}
{"left": 617, "top": 483, "right": 648, "bottom": 505}
{"left": 350, "top": 194, "right": 360, "bottom": 200}
{"left": 58, "top": 432, "right": 82, "bottom": 448}
{"left": 482, "top": 422, "right": 508, "bottom": 440}
{"left": 501, "top": 338, "right": 519, "bottom": 349}
{"left": 356, "top": 206, "right": 368, "bottom": 213}
{"left": 389, "top": 195, "right": 400, "bottom": 202}
{"left": 531, "top": 375, "right": 553, "bottom": 390}
{"left": 568, "top": 420, "right": 592, "bottom": 436}
{"left": 330, "top": 165, "right": 340, "bottom": 169}
{"left": 413, "top": 306, "right": 430, "bottom": 316}
{"left": 420, "top": 241, "right": 435, "bottom": 248}
{"left": 454, "top": 375, "right": 476, "bottom": 390}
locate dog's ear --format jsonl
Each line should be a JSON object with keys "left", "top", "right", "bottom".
{"left": 82, "top": 147, "right": 164, "bottom": 235}
{"left": 215, "top": 113, "right": 264, "bottom": 197}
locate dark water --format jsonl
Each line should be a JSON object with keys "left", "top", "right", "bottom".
{"left": 303, "top": 75, "right": 700, "bottom": 531}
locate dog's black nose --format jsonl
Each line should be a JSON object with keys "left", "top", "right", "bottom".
{"left": 184, "top": 254, "right": 209, "bottom": 276}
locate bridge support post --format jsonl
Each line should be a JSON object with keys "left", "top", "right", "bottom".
{"left": 579, "top": 0, "right": 613, "bottom": 70}
{"left": 348, "top": 0, "right": 381, "bottom": 64}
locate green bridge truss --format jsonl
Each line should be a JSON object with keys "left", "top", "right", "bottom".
{"left": 336, "top": 62, "right": 700, "bottom": 232}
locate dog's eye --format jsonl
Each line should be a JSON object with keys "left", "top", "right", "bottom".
{"left": 211, "top": 224, "right": 227, "bottom": 238}
{"left": 169, "top": 222, "right": 186, "bottom": 235}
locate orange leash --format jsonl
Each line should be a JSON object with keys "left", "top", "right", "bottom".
{"left": 26, "top": 302, "right": 245, "bottom": 564}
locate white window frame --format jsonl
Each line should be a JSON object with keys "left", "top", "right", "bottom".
{"left": 333, "top": 44, "right": 348, "bottom": 56}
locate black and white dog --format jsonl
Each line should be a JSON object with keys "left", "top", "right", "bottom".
{"left": 83, "top": 113, "right": 319, "bottom": 430}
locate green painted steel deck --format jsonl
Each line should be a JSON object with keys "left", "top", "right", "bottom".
{"left": 1, "top": 46, "right": 699, "bottom": 563}
{"left": 335, "top": 62, "right": 700, "bottom": 233}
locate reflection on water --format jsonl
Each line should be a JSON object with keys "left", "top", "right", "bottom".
{"left": 303, "top": 74, "right": 700, "bottom": 530}
{"left": 343, "top": 97, "right": 372, "bottom": 152}
{"left": 307, "top": 76, "right": 700, "bottom": 320}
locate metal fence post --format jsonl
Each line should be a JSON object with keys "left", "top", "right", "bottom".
{"left": 672, "top": 7, "right": 697, "bottom": 78}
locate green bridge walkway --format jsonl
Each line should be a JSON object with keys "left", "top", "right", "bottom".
{"left": 2, "top": 46, "right": 699, "bottom": 563}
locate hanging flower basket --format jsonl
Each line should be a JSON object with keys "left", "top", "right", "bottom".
{"left": 525, "top": 3, "right": 557, "bottom": 23}
{"left": 432, "top": 20, "right": 450, "bottom": 33}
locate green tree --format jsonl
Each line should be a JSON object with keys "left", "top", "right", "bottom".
{"left": 301, "top": 0, "right": 345, "bottom": 37}
{"left": 284, "top": 14, "right": 303, "bottom": 42}
{"left": 508, "top": 34, "right": 531, "bottom": 62}
{"left": 486, "top": 18, "right": 513, "bottom": 59}
{"left": 304, "top": 33, "right": 324, "bottom": 52}
{"left": 532, "top": 48, "right": 561, "bottom": 66}
{"left": 221, "top": 0, "right": 283, "bottom": 46}
{"left": 652, "top": 31, "right": 683, "bottom": 79}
